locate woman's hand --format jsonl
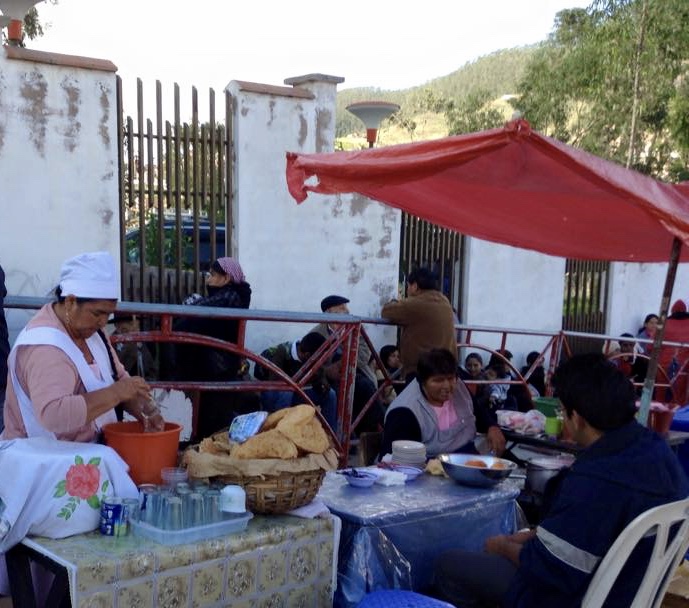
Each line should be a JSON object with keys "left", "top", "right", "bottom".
{"left": 112, "top": 376, "right": 151, "bottom": 403}
{"left": 486, "top": 425, "right": 506, "bottom": 456}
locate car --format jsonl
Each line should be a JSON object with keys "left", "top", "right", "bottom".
{"left": 125, "top": 218, "right": 226, "bottom": 270}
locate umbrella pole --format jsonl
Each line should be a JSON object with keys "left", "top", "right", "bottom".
{"left": 637, "top": 237, "right": 683, "bottom": 425}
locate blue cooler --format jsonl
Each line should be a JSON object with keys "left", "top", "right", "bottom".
{"left": 670, "top": 405, "right": 689, "bottom": 478}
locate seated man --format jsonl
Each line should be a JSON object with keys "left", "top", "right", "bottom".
{"left": 312, "top": 294, "right": 384, "bottom": 434}
{"left": 255, "top": 332, "right": 337, "bottom": 431}
{"left": 433, "top": 353, "right": 689, "bottom": 608}
{"left": 380, "top": 348, "right": 505, "bottom": 458}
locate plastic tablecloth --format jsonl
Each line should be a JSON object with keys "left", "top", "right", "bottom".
{"left": 318, "top": 472, "right": 521, "bottom": 608}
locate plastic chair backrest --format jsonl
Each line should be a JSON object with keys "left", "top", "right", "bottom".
{"left": 581, "top": 497, "right": 689, "bottom": 608}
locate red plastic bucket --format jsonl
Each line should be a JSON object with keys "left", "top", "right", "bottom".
{"left": 103, "top": 421, "right": 182, "bottom": 485}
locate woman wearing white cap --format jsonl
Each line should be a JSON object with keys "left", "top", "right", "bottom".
{"left": 2, "top": 252, "right": 163, "bottom": 442}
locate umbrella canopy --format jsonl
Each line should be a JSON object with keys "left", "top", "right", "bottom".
{"left": 286, "top": 119, "right": 689, "bottom": 262}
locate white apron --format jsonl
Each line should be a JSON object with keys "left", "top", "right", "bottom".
{"left": 8, "top": 326, "right": 118, "bottom": 439}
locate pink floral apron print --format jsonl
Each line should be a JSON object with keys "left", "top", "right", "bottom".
{"left": 53, "top": 456, "right": 109, "bottom": 519}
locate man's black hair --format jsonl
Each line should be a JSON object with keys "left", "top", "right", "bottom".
{"left": 551, "top": 353, "right": 637, "bottom": 431}
{"left": 407, "top": 267, "right": 438, "bottom": 291}
{"left": 417, "top": 348, "right": 457, "bottom": 384}
{"left": 526, "top": 351, "right": 540, "bottom": 366}
{"left": 298, "top": 332, "right": 327, "bottom": 356}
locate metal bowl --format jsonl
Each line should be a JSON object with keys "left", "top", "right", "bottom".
{"left": 439, "top": 454, "right": 517, "bottom": 488}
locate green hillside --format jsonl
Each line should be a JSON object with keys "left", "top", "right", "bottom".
{"left": 336, "top": 46, "right": 538, "bottom": 146}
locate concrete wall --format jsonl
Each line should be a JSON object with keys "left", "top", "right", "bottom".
{"left": 608, "top": 261, "right": 689, "bottom": 337}
{"left": 0, "top": 48, "right": 120, "bottom": 340}
{"left": 461, "top": 237, "right": 566, "bottom": 370}
{"left": 227, "top": 75, "right": 400, "bottom": 357}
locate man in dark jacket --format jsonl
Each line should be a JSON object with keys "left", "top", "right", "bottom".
{"left": 433, "top": 353, "right": 689, "bottom": 608}
{"left": 255, "top": 332, "right": 337, "bottom": 431}
{"left": 0, "top": 265, "right": 8, "bottom": 433}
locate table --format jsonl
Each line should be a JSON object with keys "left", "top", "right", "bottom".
{"left": 317, "top": 471, "right": 520, "bottom": 608}
{"left": 7, "top": 515, "right": 340, "bottom": 608}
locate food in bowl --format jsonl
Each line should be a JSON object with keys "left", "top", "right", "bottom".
{"left": 341, "top": 469, "right": 377, "bottom": 488}
{"left": 464, "top": 459, "right": 488, "bottom": 468}
{"left": 439, "top": 453, "right": 517, "bottom": 488}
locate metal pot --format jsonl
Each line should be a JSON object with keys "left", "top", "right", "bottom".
{"left": 525, "top": 455, "right": 575, "bottom": 495}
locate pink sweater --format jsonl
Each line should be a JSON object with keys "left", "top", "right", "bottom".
{"left": 3, "top": 304, "right": 126, "bottom": 442}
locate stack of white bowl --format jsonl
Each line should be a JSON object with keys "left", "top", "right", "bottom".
{"left": 391, "top": 440, "right": 427, "bottom": 468}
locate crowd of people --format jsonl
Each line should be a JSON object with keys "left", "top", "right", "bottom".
{"left": 1, "top": 255, "right": 689, "bottom": 607}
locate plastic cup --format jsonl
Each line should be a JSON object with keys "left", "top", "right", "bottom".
{"left": 163, "top": 496, "right": 183, "bottom": 530}
{"left": 544, "top": 417, "right": 563, "bottom": 438}
{"left": 161, "top": 467, "right": 188, "bottom": 488}
{"left": 204, "top": 489, "right": 221, "bottom": 523}
{"left": 187, "top": 492, "right": 205, "bottom": 527}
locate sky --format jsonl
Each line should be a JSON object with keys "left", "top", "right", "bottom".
{"left": 21, "top": 0, "right": 590, "bottom": 121}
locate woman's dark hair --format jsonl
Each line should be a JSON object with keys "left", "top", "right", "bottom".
{"left": 551, "top": 353, "right": 636, "bottom": 431}
{"left": 407, "top": 268, "right": 438, "bottom": 291}
{"left": 465, "top": 352, "right": 483, "bottom": 366}
{"left": 417, "top": 348, "right": 457, "bottom": 384}
{"left": 379, "top": 344, "right": 399, "bottom": 368}
{"left": 643, "top": 313, "right": 659, "bottom": 325}
{"left": 211, "top": 260, "right": 228, "bottom": 276}
{"left": 54, "top": 285, "right": 96, "bottom": 304}
{"left": 526, "top": 351, "right": 540, "bottom": 366}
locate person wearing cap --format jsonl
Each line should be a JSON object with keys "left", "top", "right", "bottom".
{"left": 381, "top": 267, "right": 457, "bottom": 382}
{"left": 163, "top": 257, "right": 252, "bottom": 438}
{"left": 312, "top": 294, "right": 383, "bottom": 434}
{"left": 1, "top": 252, "right": 163, "bottom": 442}
{"left": 659, "top": 299, "right": 689, "bottom": 403}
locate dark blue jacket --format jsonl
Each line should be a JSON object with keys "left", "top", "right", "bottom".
{"left": 0, "top": 265, "right": 8, "bottom": 401}
{"left": 505, "top": 421, "right": 689, "bottom": 607}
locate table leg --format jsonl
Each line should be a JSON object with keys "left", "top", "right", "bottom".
{"left": 6, "top": 543, "right": 71, "bottom": 608}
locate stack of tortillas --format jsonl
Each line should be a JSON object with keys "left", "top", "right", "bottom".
{"left": 231, "top": 404, "right": 330, "bottom": 459}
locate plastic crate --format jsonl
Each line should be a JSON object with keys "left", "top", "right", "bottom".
{"left": 130, "top": 512, "right": 252, "bottom": 545}
{"left": 533, "top": 397, "right": 560, "bottom": 418}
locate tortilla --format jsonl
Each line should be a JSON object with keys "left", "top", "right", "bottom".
{"left": 277, "top": 415, "right": 329, "bottom": 454}
{"left": 464, "top": 459, "right": 488, "bottom": 468}
{"left": 262, "top": 403, "right": 315, "bottom": 431}
{"left": 231, "top": 428, "right": 299, "bottom": 460}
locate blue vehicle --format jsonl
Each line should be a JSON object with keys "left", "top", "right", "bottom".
{"left": 125, "top": 219, "right": 226, "bottom": 270}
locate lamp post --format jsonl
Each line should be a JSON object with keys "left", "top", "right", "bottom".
{"left": 346, "top": 101, "right": 400, "bottom": 148}
{"left": 0, "top": 0, "right": 42, "bottom": 46}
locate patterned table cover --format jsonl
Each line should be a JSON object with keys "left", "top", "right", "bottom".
{"left": 22, "top": 514, "right": 340, "bottom": 608}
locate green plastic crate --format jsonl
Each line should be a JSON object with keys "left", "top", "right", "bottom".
{"left": 533, "top": 397, "right": 560, "bottom": 417}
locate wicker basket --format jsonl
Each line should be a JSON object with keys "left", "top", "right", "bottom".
{"left": 214, "top": 468, "right": 326, "bottom": 514}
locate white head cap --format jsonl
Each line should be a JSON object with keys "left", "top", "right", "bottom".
{"left": 59, "top": 252, "right": 119, "bottom": 300}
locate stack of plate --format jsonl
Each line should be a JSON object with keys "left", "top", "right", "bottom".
{"left": 391, "top": 440, "right": 427, "bottom": 468}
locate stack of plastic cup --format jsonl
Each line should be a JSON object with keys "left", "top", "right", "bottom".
{"left": 161, "top": 467, "right": 188, "bottom": 488}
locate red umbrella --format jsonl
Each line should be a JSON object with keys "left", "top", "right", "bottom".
{"left": 286, "top": 119, "right": 689, "bottom": 420}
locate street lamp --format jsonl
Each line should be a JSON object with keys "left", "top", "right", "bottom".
{"left": 346, "top": 101, "right": 400, "bottom": 148}
{"left": 0, "top": 0, "right": 42, "bottom": 46}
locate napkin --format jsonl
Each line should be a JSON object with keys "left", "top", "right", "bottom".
{"left": 370, "top": 468, "right": 406, "bottom": 486}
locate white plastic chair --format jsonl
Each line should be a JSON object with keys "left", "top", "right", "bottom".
{"left": 581, "top": 497, "right": 689, "bottom": 608}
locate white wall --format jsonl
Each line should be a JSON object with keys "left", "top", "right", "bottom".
{"left": 608, "top": 261, "right": 689, "bottom": 337}
{"left": 0, "top": 50, "right": 120, "bottom": 340}
{"left": 227, "top": 75, "right": 400, "bottom": 356}
{"left": 461, "top": 237, "right": 565, "bottom": 370}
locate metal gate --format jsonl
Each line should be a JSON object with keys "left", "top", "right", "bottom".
{"left": 399, "top": 212, "right": 464, "bottom": 314}
{"left": 562, "top": 259, "right": 610, "bottom": 354}
{"left": 117, "top": 77, "right": 233, "bottom": 304}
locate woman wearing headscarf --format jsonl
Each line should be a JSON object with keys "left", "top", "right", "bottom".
{"left": 165, "top": 257, "right": 252, "bottom": 437}
{"left": 2, "top": 252, "right": 162, "bottom": 442}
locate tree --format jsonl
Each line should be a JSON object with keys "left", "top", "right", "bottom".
{"left": 2, "top": 3, "right": 58, "bottom": 46}
{"left": 512, "top": 0, "right": 689, "bottom": 179}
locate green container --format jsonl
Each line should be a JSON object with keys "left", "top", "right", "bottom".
{"left": 533, "top": 397, "right": 560, "bottom": 418}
